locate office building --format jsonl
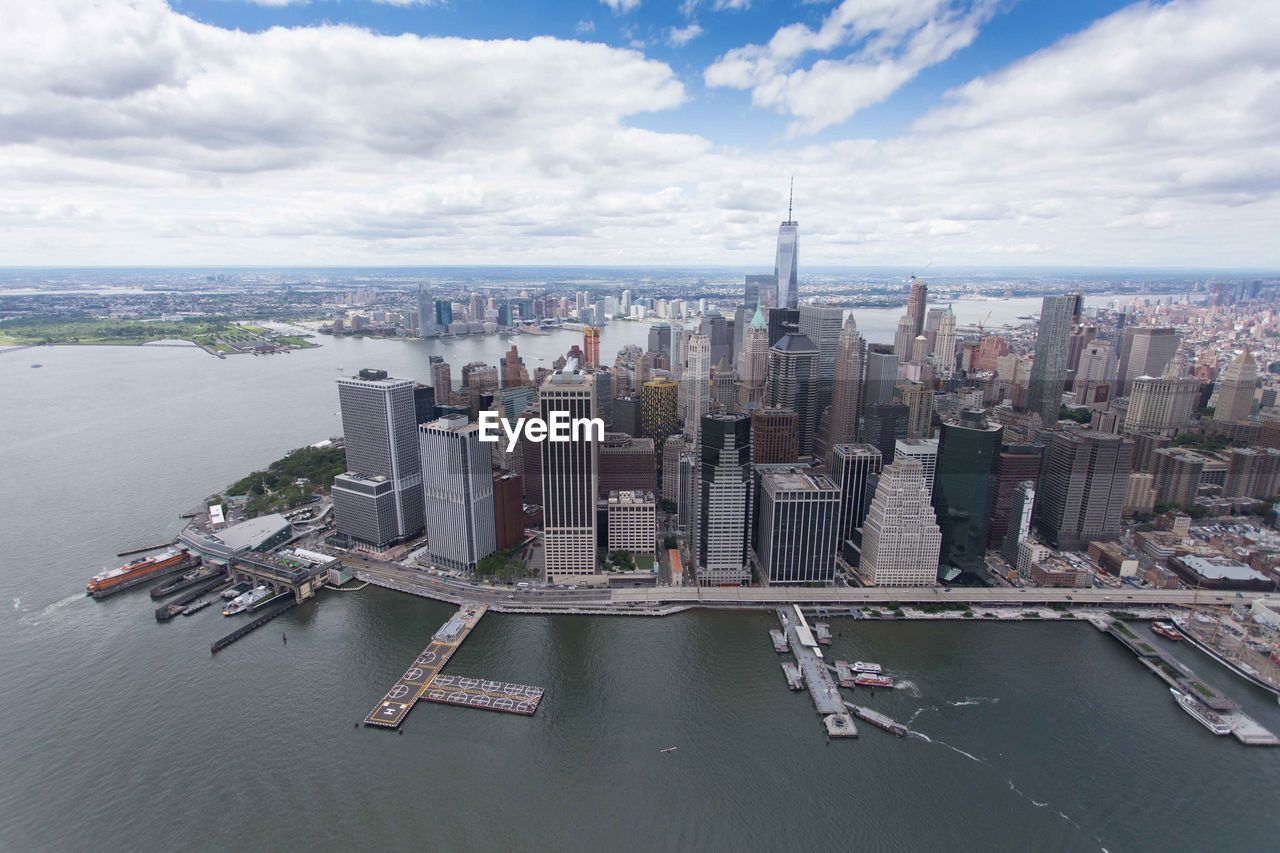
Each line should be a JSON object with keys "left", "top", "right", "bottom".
{"left": 765, "top": 306, "right": 800, "bottom": 347}
{"left": 680, "top": 333, "right": 711, "bottom": 446}
{"left": 893, "top": 315, "right": 915, "bottom": 362}
{"left": 1152, "top": 448, "right": 1204, "bottom": 507}
{"left": 859, "top": 458, "right": 942, "bottom": 586}
{"left": 540, "top": 361, "right": 599, "bottom": 581}
{"left": 898, "top": 381, "right": 935, "bottom": 439}
{"left": 817, "top": 317, "right": 864, "bottom": 451}
{"left": 583, "top": 326, "right": 601, "bottom": 369}
{"left": 1026, "top": 294, "right": 1081, "bottom": 426}
{"left": 893, "top": 438, "right": 939, "bottom": 495}
{"left": 1125, "top": 373, "right": 1199, "bottom": 435}
{"left": 988, "top": 444, "right": 1043, "bottom": 548}
{"left": 648, "top": 322, "right": 672, "bottom": 361}
{"left": 431, "top": 358, "right": 454, "bottom": 407}
{"left": 799, "top": 305, "right": 844, "bottom": 423}
{"left": 827, "top": 443, "right": 882, "bottom": 544}
{"left": 751, "top": 408, "right": 798, "bottom": 464}
{"left": 1117, "top": 327, "right": 1179, "bottom": 396}
{"left": 1077, "top": 341, "right": 1115, "bottom": 385}
{"left": 1124, "top": 472, "right": 1158, "bottom": 516}
{"left": 417, "top": 285, "right": 436, "bottom": 337}
{"left": 906, "top": 277, "right": 928, "bottom": 337}
{"left": 662, "top": 434, "right": 687, "bottom": 504}
{"left": 863, "top": 345, "right": 899, "bottom": 411}
{"left": 765, "top": 333, "right": 819, "bottom": 456}
{"left": 865, "top": 402, "right": 909, "bottom": 462}
{"left": 641, "top": 377, "right": 679, "bottom": 451}
{"left": 757, "top": 471, "right": 839, "bottom": 585}
{"left": 932, "top": 306, "right": 958, "bottom": 378}
{"left": 493, "top": 472, "right": 524, "bottom": 550}
{"left": 697, "top": 413, "right": 752, "bottom": 586}
{"left": 418, "top": 415, "right": 496, "bottom": 572}
{"left": 774, "top": 189, "right": 799, "bottom": 310}
{"left": 1214, "top": 349, "right": 1258, "bottom": 423}
{"left": 607, "top": 490, "right": 656, "bottom": 557}
{"left": 1034, "top": 430, "right": 1132, "bottom": 549}
{"left": 598, "top": 433, "right": 657, "bottom": 498}
{"left": 736, "top": 304, "right": 769, "bottom": 413}
{"left": 1000, "top": 480, "right": 1036, "bottom": 566}
{"left": 334, "top": 369, "right": 424, "bottom": 546}
{"left": 933, "top": 411, "right": 1003, "bottom": 582}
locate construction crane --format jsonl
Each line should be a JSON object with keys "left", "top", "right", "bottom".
{"left": 977, "top": 310, "right": 992, "bottom": 335}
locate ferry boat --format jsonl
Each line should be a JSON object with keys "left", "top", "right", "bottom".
{"left": 86, "top": 549, "right": 190, "bottom": 598}
{"left": 854, "top": 674, "right": 894, "bottom": 688}
{"left": 1150, "top": 621, "right": 1182, "bottom": 641}
{"left": 851, "top": 661, "right": 883, "bottom": 674}
{"left": 222, "top": 585, "right": 270, "bottom": 616}
{"left": 1170, "top": 688, "right": 1231, "bottom": 735}
{"left": 222, "top": 581, "right": 252, "bottom": 600}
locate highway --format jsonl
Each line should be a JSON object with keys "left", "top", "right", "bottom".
{"left": 340, "top": 556, "right": 1278, "bottom": 612}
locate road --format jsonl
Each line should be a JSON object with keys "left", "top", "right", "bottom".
{"left": 339, "top": 556, "right": 1276, "bottom": 612}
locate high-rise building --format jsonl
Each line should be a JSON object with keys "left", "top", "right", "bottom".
{"left": 1151, "top": 448, "right": 1204, "bottom": 507}
{"left": 932, "top": 306, "right": 958, "bottom": 378}
{"left": 435, "top": 299, "right": 453, "bottom": 328}
{"left": 613, "top": 395, "right": 642, "bottom": 438}
{"left": 817, "top": 317, "right": 865, "bottom": 450}
{"left": 1076, "top": 340, "right": 1115, "bottom": 385}
{"left": 897, "top": 381, "right": 935, "bottom": 439}
{"left": 765, "top": 333, "right": 819, "bottom": 457}
{"left": 606, "top": 490, "right": 656, "bottom": 557}
{"left": 765, "top": 307, "right": 800, "bottom": 347}
{"left": 647, "top": 322, "right": 672, "bottom": 360}
{"left": 827, "top": 443, "right": 882, "bottom": 544}
{"left": 500, "top": 345, "right": 530, "bottom": 388}
{"left": 906, "top": 276, "right": 928, "bottom": 337}
{"left": 418, "top": 415, "right": 496, "bottom": 572}
{"left": 932, "top": 411, "right": 1003, "bottom": 582}
{"left": 1000, "top": 480, "right": 1036, "bottom": 566}
{"left": 988, "top": 443, "right": 1043, "bottom": 548}
{"left": 863, "top": 345, "right": 899, "bottom": 411}
{"left": 893, "top": 438, "right": 939, "bottom": 495}
{"left": 417, "top": 285, "right": 436, "bottom": 337}
{"left": 540, "top": 361, "right": 599, "bottom": 581}
{"left": 893, "top": 315, "right": 915, "bottom": 362}
{"left": 333, "top": 369, "right": 424, "bottom": 547}
{"left": 598, "top": 433, "right": 657, "bottom": 498}
{"left": 751, "top": 408, "right": 799, "bottom": 464}
{"left": 697, "top": 413, "right": 752, "bottom": 586}
{"left": 745, "top": 274, "right": 777, "bottom": 310}
{"left": 431, "top": 358, "right": 454, "bottom": 407}
{"left": 1214, "top": 349, "right": 1258, "bottom": 423}
{"left": 1116, "top": 327, "right": 1179, "bottom": 396}
{"left": 756, "top": 470, "right": 839, "bottom": 585}
{"left": 1034, "top": 430, "right": 1132, "bottom": 549}
{"left": 1026, "top": 294, "right": 1081, "bottom": 426}
{"left": 662, "top": 434, "right": 687, "bottom": 504}
{"left": 583, "top": 327, "right": 601, "bottom": 369}
{"left": 859, "top": 458, "right": 942, "bottom": 586}
{"left": 1125, "top": 374, "right": 1199, "bottom": 435}
{"left": 774, "top": 187, "right": 799, "bottom": 310}
{"left": 864, "top": 402, "right": 909, "bottom": 462}
{"left": 641, "top": 377, "right": 679, "bottom": 452}
{"left": 799, "top": 305, "right": 844, "bottom": 424}
{"left": 493, "top": 472, "right": 524, "bottom": 550}
{"left": 736, "top": 304, "right": 770, "bottom": 413}
{"left": 680, "top": 333, "right": 711, "bottom": 446}
{"left": 701, "top": 311, "right": 733, "bottom": 368}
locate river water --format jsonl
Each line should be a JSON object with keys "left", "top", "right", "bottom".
{"left": 2, "top": 300, "right": 1278, "bottom": 851}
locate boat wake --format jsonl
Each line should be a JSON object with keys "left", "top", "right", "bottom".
{"left": 11, "top": 597, "right": 20, "bottom": 610}
{"left": 909, "top": 729, "right": 1107, "bottom": 850}
{"left": 905, "top": 705, "right": 938, "bottom": 725}
{"left": 948, "top": 696, "right": 1000, "bottom": 707}
{"left": 892, "top": 679, "right": 921, "bottom": 697}
{"left": 18, "top": 592, "right": 84, "bottom": 627}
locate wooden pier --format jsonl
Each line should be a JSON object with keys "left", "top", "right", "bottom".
{"left": 769, "top": 629, "right": 789, "bottom": 653}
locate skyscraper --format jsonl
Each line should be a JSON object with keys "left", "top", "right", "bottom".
{"left": 863, "top": 345, "right": 899, "bottom": 411}
{"left": 988, "top": 443, "right": 1043, "bottom": 548}
{"left": 774, "top": 184, "right": 799, "bottom": 310}
{"left": 540, "top": 361, "right": 599, "bottom": 581}
{"left": 431, "top": 357, "right": 454, "bottom": 407}
{"left": 827, "top": 443, "right": 882, "bottom": 544}
{"left": 765, "top": 333, "right": 819, "bottom": 457}
{"left": 897, "top": 381, "right": 935, "bottom": 439}
{"left": 906, "top": 276, "right": 928, "bottom": 337}
{"left": 1214, "top": 349, "right": 1258, "bottom": 423}
{"left": 893, "top": 438, "right": 939, "bottom": 495}
{"left": 932, "top": 306, "right": 958, "bottom": 378}
{"left": 583, "top": 326, "right": 601, "bottom": 369}
{"left": 1026, "top": 294, "right": 1081, "bottom": 426}
{"left": 1116, "top": 327, "right": 1179, "bottom": 396}
{"left": 864, "top": 402, "right": 909, "bottom": 462}
{"left": 818, "top": 317, "right": 865, "bottom": 450}
{"left": 1034, "top": 430, "right": 1132, "bottom": 550}
{"left": 1000, "top": 480, "right": 1036, "bottom": 566}
{"left": 893, "top": 315, "right": 915, "bottom": 362}
{"left": 1125, "top": 373, "right": 1199, "bottom": 434}
{"left": 798, "top": 305, "right": 844, "bottom": 421}
{"left": 932, "top": 410, "right": 1003, "bottom": 582}
{"left": 680, "top": 333, "right": 711, "bottom": 446}
{"left": 859, "top": 457, "right": 942, "bottom": 586}
{"left": 641, "top": 377, "right": 679, "bottom": 452}
{"left": 647, "top": 322, "right": 672, "bottom": 360}
{"left": 697, "top": 413, "right": 752, "bottom": 586}
{"left": 736, "top": 304, "right": 769, "bottom": 413}
{"left": 417, "top": 285, "right": 436, "bottom": 337}
{"left": 419, "top": 415, "right": 496, "bottom": 572}
{"left": 751, "top": 408, "right": 799, "bottom": 464}
{"left": 757, "top": 470, "right": 839, "bottom": 585}
{"left": 333, "top": 369, "right": 425, "bottom": 547}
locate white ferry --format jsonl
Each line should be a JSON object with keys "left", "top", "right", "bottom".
{"left": 1170, "top": 688, "right": 1231, "bottom": 736}
{"left": 851, "top": 661, "right": 882, "bottom": 674}
{"left": 222, "top": 585, "right": 270, "bottom": 616}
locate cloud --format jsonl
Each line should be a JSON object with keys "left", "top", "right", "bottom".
{"left": 705, "top": 0, "right": 997, "bottom": 134}
{"left": 667, "top": 23, "right": 704, "bottom": 47}
{"left": 574, "top": 19, "right": 596, "bottom": 35}
{"left": 600, "top": 0, "right": 641, "bottom": 13}
{"left": 713, "top": 0, "right": 752, "bottom": 9}
{"left": 1, "top": 0, "right": 1278, "bottom": 268}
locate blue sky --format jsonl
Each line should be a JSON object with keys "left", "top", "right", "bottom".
{"left": 4, "top": 1, "right": 1279, "bottom": 267}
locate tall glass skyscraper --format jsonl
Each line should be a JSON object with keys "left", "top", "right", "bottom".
{"left": 774, "top": 186, "right": 799, "bottom": 310}
{"left": 1026, "top": 294, "right": 1082, "bottom": 426}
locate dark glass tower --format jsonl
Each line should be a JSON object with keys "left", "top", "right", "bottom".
{"left": 933, "top": 410, "right": 1003, "bottom": 582}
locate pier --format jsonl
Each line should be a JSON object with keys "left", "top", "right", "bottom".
{"left": 844, "top": 701, "right": 907, "bottom": 737}
{"left": 364, "top": 604, "right": 545, "bottom": 729}
{"left": 776, "top": 606, "right": 857, "bottom": 735}
{"left": 769, "top": 629, "right": 789, "bottom": 653}
{"left": 209, "top": 599, "right": 298, "bottom": 654}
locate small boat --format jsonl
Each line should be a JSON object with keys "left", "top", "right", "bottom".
{"left": 854, "top": 674, "right": 894, "bottom": 689}
{"left": 851, "top": 661, "right": 882, "bottom": 674}
{"left": 1150, "top": 621, "right": 1182, "bottom": 641}
{"left": 660, "top": 746, "right": 678, "bottom": 754}
{"left": 30, "top": 364, "right": 42, "bottom": 368}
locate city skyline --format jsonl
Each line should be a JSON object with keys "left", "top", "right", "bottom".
{"left": 4, "top": 0, "right": 1279, "bottom": 267}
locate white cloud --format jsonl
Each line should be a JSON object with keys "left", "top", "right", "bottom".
{"left": 713, "top": 0, "right": 752, "bottom": 10}
{"left": 667, "top": 23, "right": 704, "bottom": 47}
{"left": 600, "top": 0, "right": 641, "bottom": 13}
{"left": 574, "top": 19, "right": 596, "bottom": 35}
{"left": 705, "top": 0, "right": 997, "bottom": 134}
{"left": 1, "top": 0, "right": 1278, "bottom": 268}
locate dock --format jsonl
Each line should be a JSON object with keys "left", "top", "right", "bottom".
{"left": 782, "top": 661, "right": 804, "bottom": 690}
{"left": 1101, "top": 618, "right": 1278, "bottom": 746}
{"left": 814, "top": 622, "right": 832, "bottom": 646}
{"left": 776, "top": 605, "right": 854, "bottom": 738}
{"left": 209, "top": 599, "right": 297, "bottom": 654}
{"left": 769, "top": 629, "right": 789, "bottom": 653}
{"left": 844, "top": 701, "right": 907, "bottom": 737}
{"left": 823, "top": 713, "right": 858, "bottom": 737}
{"left": 154, "top": 577, "right": 231, "bottom": 621}
{"left": 833, "top": 660, "right": 855, "bottom": 688}
{"left": 425, "top": 675, "right": 543, "bottom": 715}
{"left": 118, "top": 541, "right": 176, "bottom": 558}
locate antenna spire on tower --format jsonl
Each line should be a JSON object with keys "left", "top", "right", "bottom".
{"left": 787, "top": 176, "right": 794, "bottom": 221}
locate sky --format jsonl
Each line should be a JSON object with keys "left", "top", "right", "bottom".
{"left": 2, "top": 0, "right": 1279, "bottom": 268}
